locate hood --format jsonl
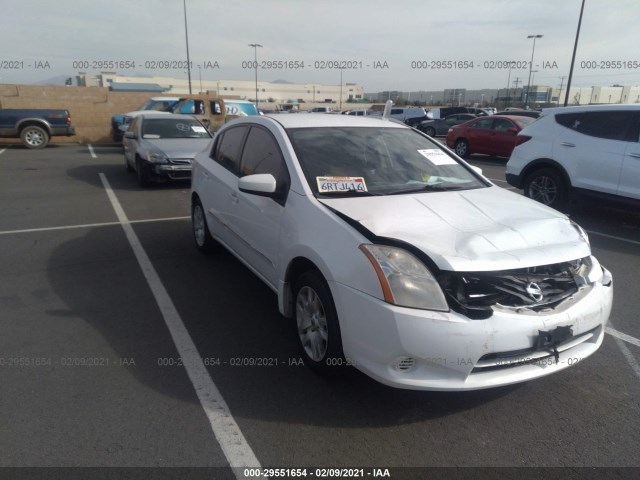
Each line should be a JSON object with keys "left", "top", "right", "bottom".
{"left": 145, "top": 138, "right": 212, "bottom": 159}
{"left": 319, "top": 186, "right": 590, "bottom": 272}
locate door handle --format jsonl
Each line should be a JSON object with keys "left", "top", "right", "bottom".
{"left": 560, "top": 142, "right": 576, "bottom": 147}
{"left": 628, "top": 152, "right": 640, "bottom": 158}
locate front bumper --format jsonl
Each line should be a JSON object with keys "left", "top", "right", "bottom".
{"left": 505, "top": 172, "right": 523, "bottom": 189}
{"left": 331, "top": 266, "right": 613, "bottom": 391}
{"left": 151, "top": 163, "right": 192, "bottom": 181}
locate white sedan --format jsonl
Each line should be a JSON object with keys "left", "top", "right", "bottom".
{"left": 190, "top": 113, "right": 613, "bottom": 391}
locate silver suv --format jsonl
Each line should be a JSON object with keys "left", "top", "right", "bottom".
{"left": 506, "top": 104, "right": 640, "bottom": 210}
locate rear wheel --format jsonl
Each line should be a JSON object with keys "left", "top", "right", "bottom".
{"left": 191, "top": 198, "right": 217, "bottom": 253}
{"left": 454, "top": 139, "right": 469, "bottom": 158}
{"left": 294, "top": 270, "right": 345, "bottom": 374}
{"left": 523, "top": 167, "right": 567, "bottom": 210}
{"left": 424, "top": 126, "right": 436, "bottom": 137}
{"left": 20, "top": 126, "right": 49, "bottom": 149}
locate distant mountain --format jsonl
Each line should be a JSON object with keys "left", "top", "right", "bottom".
{"left": 272, "top": 79, "right": 293, "bottom": 84}
{"left": 35, "top": 75, "right": 75, "bottom": 85}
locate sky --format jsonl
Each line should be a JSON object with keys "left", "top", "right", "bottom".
{"left": 1, "top": 0, "right": 639, "bottom": 93}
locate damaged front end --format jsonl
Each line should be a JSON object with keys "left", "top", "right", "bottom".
{"left": 438, "top": 256, "right": 612, "bottom": 320}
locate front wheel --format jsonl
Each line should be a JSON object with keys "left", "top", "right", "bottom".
{"left": 20, "top": 126, "right": 49, "bottom": 149}
{"left": 136, "top": 157, "right": 151, "bottom": 187}
{"left": 523, "top": 168, "right": 567, "bottom": 210}
{"left": 294, "top": 271, "right": 345, "bottom": 374}
{"left": 454, "top": 139, "right": 469, "bottom": 158}
{"left": 424, "top": 126, "right": 436, "bottom": 137}
{"left": 191, "top": 199, "right": 217, "bottom": 253}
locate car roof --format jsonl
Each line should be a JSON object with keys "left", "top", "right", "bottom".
{"left": 241, "top": 113, "right": 410, "bottom": 129}
{"left": 137, "top": 112, "right": 199, "bottom": 120}
{"left": 542, "top": 104, "right": 640, "bottom": 115}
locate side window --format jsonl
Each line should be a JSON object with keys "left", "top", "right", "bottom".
{"left": 493, "top": 118, "right": 513, "bottom": 132}
{"left": 210, "top": 100, "right": 222, "bottom": 115}
{"left": 470, "top": 118, "right": 494, "bottom": 129}
{"left": 240, "top": 126, "right": 290, "bottom": 201}
{"left": 194, "top": 100, "right": 205, "bottom": 115}
{"left": 555, "top": 112, "right": 584, "bottom": 130}
{"left": 212, "top": 126, "right": 247, "bottom": 174}
{"left": 578, "top": 111, "right": 636, "bottom": 141}
{"left": 129, "top": 117, "right": 139, "bottom": 136}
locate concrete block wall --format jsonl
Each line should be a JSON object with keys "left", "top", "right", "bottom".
{"left": 0, "top": 84, "right": 165, "bottom": 145}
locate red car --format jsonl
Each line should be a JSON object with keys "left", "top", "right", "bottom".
{"left": 446, "top": 115, "right": 536, "bottom": 158}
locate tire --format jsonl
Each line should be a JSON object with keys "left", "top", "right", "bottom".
{"left": 124, "top": 154, "right": 133, "bottom": 172}
{"left": 294, "top": 270, "right": 345, "bottom": 374}
{"left": 424, "top": 126, "right": 436, "bottom": 137}
{"left": 454, "top": 139, "right": 469, "bottom": 158}
{"left": 20, "top": 125, "right": 49, "bottom": 149}
{"left": 136, "top": 157, "right": 151, "bottom": 187}
{"left": 191, "top": 198, "right": 217, "bottom": 253}
{"left": 523, "top": 167, "right": 567, "bottom": 210}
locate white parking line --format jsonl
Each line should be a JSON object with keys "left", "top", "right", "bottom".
{"left": 0, "top": 216, "right": 189, "bottom": 236}
{"left": 606, "top": 327, "right": 640, "bottom": 348}
{"left": 0, "top": 148, "right": 6, "bottom": 156}
{"left": 99, "top": 173, "right": 261, "bottom": 477}
{"left": 88, "top": 144, "right": 97, "bottom": 158}
{"left": 587, "top": 230, "right": 640, "bottom": 246}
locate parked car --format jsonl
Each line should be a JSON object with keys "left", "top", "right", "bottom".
{"left": 495, "top": 109, "right": 542, "bottom": 119}
{"left": 112, "top": 96, "right": 180, "bottom": 142}
{"left": 0, "top": 108, "right": 75, "bottom": 148}
{"left": 309, "top": 107, "right": 334, "bottom": 113}
{"left": 506, "top": 104, "right": 640, "bottom": 210}
{"left": 123, "top": 113, "right": 212, "bottom": 187}
{"left": 446, "top": 115, "right": 536, "bottom": 158}
{"left": 190, "top": 113, "right": 612, "bottom": 391}
{"left": 416, "top": 113, "right": 477, "bottom": 136}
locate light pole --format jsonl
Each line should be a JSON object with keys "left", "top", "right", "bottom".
{"left": 339, "top": 69, "right": 343, "bottom": 111}
{"left": 505, "top": 61, "right": 514, "bottom": 108}
{"left": 525, "top": 34, "right": 543, "bottom": 109}
{"left": 249, "top": 43, "right": 262, "bottom": 110}
{"left": 564, "top": 0, "right": 585, "bottom": 106}
{"left": 183, "top": 0, "right": 192, "bottom": 94}
{"left": 198, "top": 66, "right": 202, "bottom": 93}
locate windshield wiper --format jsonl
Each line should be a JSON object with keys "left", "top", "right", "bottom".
{"left": 316, "top": 189, "right": 379, "bottom": 197}
{"left": 385, "top": 184, "right": 470, "bottom": 195}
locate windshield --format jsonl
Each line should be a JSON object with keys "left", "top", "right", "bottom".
{"left": 288, "top": 127, "right": 488, "bottom": 196}
{"left": 139, "top": 99, "right": 178, "bottom": 112}
{"left": 141, "top": 118, "right": 212, "bottom": 139}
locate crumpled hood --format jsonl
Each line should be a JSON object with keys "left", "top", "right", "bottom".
{"left": 319, "top": 187, "right": 590, "bottom": 272}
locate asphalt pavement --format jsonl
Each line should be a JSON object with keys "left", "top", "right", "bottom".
{"left": 0, "top": 144, "right": 639, "bottom": 480}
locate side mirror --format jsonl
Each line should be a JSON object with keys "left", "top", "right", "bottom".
{"left": 238, "top": 173, "right": 277, "bottom": 197}
{"left": 124, "top": 131, "right": 136, "bottom": 139}
{"left": 507, "top": 127, "right": 518, "bottom": 135}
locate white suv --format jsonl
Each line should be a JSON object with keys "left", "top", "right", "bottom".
{"left": 506, "top": 104, "right": 640, "bottom": 209}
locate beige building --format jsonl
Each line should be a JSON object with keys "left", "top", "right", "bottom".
{"left": 77, "top": 72, "right": 365, "bottom": 107}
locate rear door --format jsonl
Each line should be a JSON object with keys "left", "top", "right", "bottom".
{"left": 489, "top": 117, "right": 519, "bottom": 157}
{"left": 465, "top": 117, "right": 494, "bottom": 153}
{"left": 554, "top": 110, "right": 634, "bottom": 195}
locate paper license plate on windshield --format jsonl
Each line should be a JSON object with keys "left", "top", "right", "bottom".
{"left": 317, "top": 176, "right": 368, "bottom": 193}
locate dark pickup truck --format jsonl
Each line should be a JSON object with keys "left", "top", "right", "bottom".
{"left": 0, "top": 109, "right": 76, "bottom": 148}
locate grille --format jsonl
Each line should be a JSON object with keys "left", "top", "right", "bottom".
{"left": 439, "top": 258, "right": 589, "bottom": 319}
{"left": 169, "top": 158, "right": 192, "bottom": 165}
